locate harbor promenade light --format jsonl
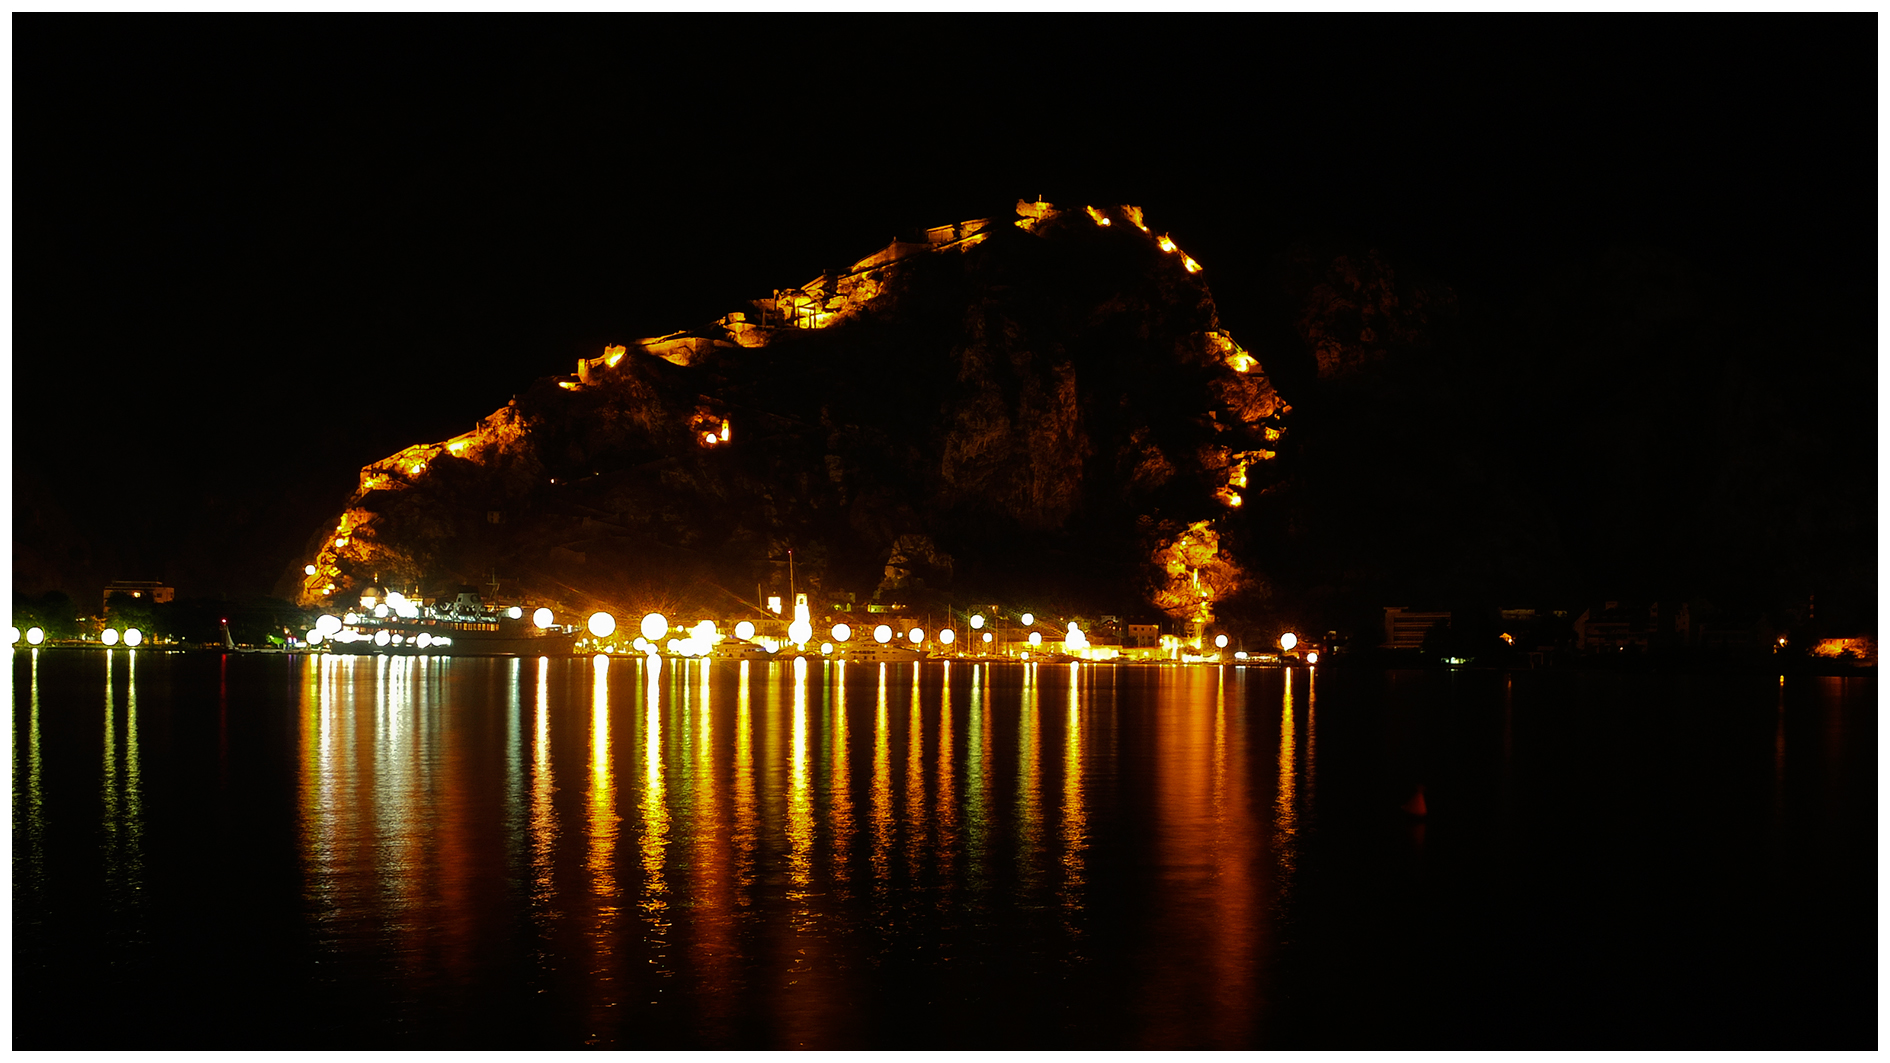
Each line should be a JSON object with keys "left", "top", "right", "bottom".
{"left": 735, "top": 620, "right": 756, "bottom": 641}
{"left": 909, "top": 628, "right": 924, "bottom": 644}
{"left": 1021, "top": 613, "right": 1035, "bottom": 626}
{"left": 317, "top": 615, "right": 343, "bottom": 636}
{"left": 1279, "top": 632, "right": 1298, "bottom": 652}
{"left": 970, "top": 614, "right": 985, "bottom": 630}
{"left": 102, "top": 629, "right": 120, "bottom": 646}
{"left": 588, "top": 611, "right": 616, "bottom": 638}
{"left": 1029, "top": 632, "right": 1042, "bottom": 647}
{"left": 304, "top": 565, "right": 317, "bottom": 576}
{"left": 507, "top": 606, "right": 523, "bottom": 619}
{"left": 874, "top": 625, "right": 892, "bottom": 644}
{"left": 26, "top": 627, "right": 44, "bottom": 646}
{"left": 1215, "top": 634, "right": 1228, "bottom": 648}
{"left": 983, "top": 632, "right": 993, "bottom": 644}
{"left": 307, "top": 629, "right": 324, "bottom": 645}
{"left": 375, "top": 630, "right": 391, "bottom": 647}
{"left": 832, "top": 623, "right": 851, "bottom": 642}
{"left": 641, "top": 612, "right": 668, "bottom": 641}
{"left": 1306, "top": 651, "right": 1319, "bottom": 664}
{"left": 821, "top": 642, "right": 833, "bottom": 655}
{"left": 124, "top": 629, "right": 143, "bottom": 647}
{"left": 417, "top": 633, "right": 433, "bottom": 649}
{"left": 533, "top": 607, "right": 553, "bottom": 629}
{"left": 941, "top": 629, "right": 955, "bottom": 645}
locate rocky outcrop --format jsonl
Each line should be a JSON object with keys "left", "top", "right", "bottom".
{"left": 296, "top": 200, "right": 1288, "bottom": 623}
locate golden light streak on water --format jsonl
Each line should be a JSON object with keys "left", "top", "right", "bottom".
{"left": 1306, "top": 665, "right": 1318, "bottom": 811}
{"left": 102, "top": 650, "right": 117, "bottom": 850}
{"left": 936, "top": 662, "right": 957, "bottom": 886}
{"left": 123, "top": 650, "right": 143, "bottom": 896}
{"left": 871, "top": 664, "right": 892, "bottom": 894}
{"left": 1060, "top": 662, "right": 1087, "bottom": 923}
{"left": 1016, "top": 662, "right": 1041, "bottom": 888}
{"left": 588, "top": 652, "right": 619, "bottom": 902}
{"left": 906, "top": 664, "right": 927, "bottom": 878}
{"left": 733, "top": 661, "right": 756, "bottom": 905}
{"left": 23, "top": 649, "right": 44, "bottom": 886}
{"left": 786, "top": 658, "right": 814, "bottom": 917}
{"left": 531, "top": 657, "right": 556, "bottom": 909}
{"left": 964, "top": 664, "right": 989, "bottom": 894}
{"left": 687, "top": 658, "right": 739, "bottom": 1040}
{"left": 1274, "top": 668, "right": 1298, "bottom": 879}
{"left": 641, "top": 657, "right": 672, "bottom": 958}
{"left": 828, "top": 662, "right": 853, "bottom": 894}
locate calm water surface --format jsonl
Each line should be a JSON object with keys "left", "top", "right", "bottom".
{"left": 11, "top": 651, "right": 1875, "bottom": 1048}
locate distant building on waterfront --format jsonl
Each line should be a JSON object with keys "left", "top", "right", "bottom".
{"left": 103, "top": 580, "right": 173, "bottom": 614}
{"left": 1382, "top": 607, "right": 1450, "bottom": 649}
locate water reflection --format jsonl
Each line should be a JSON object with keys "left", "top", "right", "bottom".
{"left": 1060, "top": 663, "right": 1086, "bottom": 925}
{"left": 828, "top": 662, "right": 852, "bottom": 896}
{"left": 872, "top": 664, "right": 892, "bottom": 894}
{"left": 906, "top": 664, "right": 927, "bottom": 879}
{"left": 532, "top": 657, "right": 556, "bottom": 911}
{"left": 587, "top": 653, "right": 619, "bottom": 1035}
{"left": 1017, "top": 663, "right": 1041, "bottom": 890}
{"left": 936, "top": 663, "right": 957, "bottom": 889}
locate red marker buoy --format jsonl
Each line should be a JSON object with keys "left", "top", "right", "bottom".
{"left": 1402, "top": 785, "right": 1427, "bottom": 818}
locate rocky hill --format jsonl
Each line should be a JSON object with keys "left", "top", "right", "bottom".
{"left": 294, "top": 200, "right": 1288, "bottom": 626}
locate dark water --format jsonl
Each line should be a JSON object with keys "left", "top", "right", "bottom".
{"left": 11, "top": 650, "right": 1875, "bottom": 1048}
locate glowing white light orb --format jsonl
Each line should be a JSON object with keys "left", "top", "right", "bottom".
{"left": 374, "top": 604, "right": 390, "bottom": 618}
{"left": 101, "top": 628, "right": 120, "bottom": 646}
{"left": 533, "top": 607, "right": 553, "bottom": 629}
{"left": 7, "top": 627, "right": 17, "bottom": 645}
{"left": 306, "top": 629, "right": 323, "bottom": 645}
{"left": 1021, "top": 613, "right": 1035, "bottom": 626}
{"left": 1029, "top": 632, "right": 1042, "bottom": 647}
{"left": 417, "top": 633, "right": 432, "bottom": 649}
{"left": 1215, "top": 634, "right": 1228, "bottom": 648}
{"left": 666, "top": 638, "right": 680, "bottom": 653}
{"left": 344, "top": 612, "right": 359, "bottom": 625}
{"left": 874, "top": 625, "right": 892, "bottom": 644}
{"left": 640, "top": 612, "right": 668, "bottom": 641}
{"left": 25, "top": 627, "right": 44, "bottom": 646}
{"left": 821, "top": 642, "right": 833, "bottom": 655}
{"left": 375, "top": 630, "right": 391, "bottom": 647}
{"left": 304, "top": 564, "right": 319, "bottom": 578}
{"left": 832, "top": 623, "right": 852, "bottom": 642}
{"left": 970, "top": 614, "right": 985, "bottom": 630}
{"left": 1306, "top": 651, "right": 1319, "bottom": 665}
{"left": 1280, "top": 632, "right": 1298, "bottom": 652}
{"left": 507, "top": 606, "right": 523, "bottom": 619}
{"left": 909, "top": 628, "right": 924, "bottom": 644}
{"left": 789, "top": 618, "right": 813, "bottom": 645}
{"left": 1235, "top": 651, "right": 1248, "bottom": 660}
{"left": 941, "top": 629, "right": 955, "bottom": 645}
{"left": 124, "top": 629, "right": 143, "bottom": 647}
{"left": 317, "top": 614, "right": 343, "bottom": 636}
{"left": 735, "top": 620, "right": 756, "bottom": 641}
{"left": 588, "top": 611, "right": 616, "bottom": 638}
{"left": 983, "top": 632, "right": 993, "bottom": 644}
{"left": 633, "top": 637, "right": 650, "bottom": 652}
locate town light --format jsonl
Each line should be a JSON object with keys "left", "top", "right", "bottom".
{"left": 25, "top": 627, "right": 43, "bottom": 646}
{"left": 1029, "top": 632, "right": 1042, "bottom": 647}
{"left": 1021, "top": 613, "right": 1035, "bottom": 626}
{"left": 375, "top": 630, "right": 391, "bottom": 647}
{"left": 970, "top": 614, "right": 985, "bottom": 630}
{"left": 789, "top": 617, "right": 813, "bottom": 645}
{"left": 317, "top": 614, "right": 343, "bottom": 636}
{"left": 941, "top": 629, "right": 955, "bottom": 645}
{"left": 124, "top": 629, "right": 143, "bottom": 647}
{"left": 909, "top": 628, "right": 925, "bottom": 644}
{"left": 1215, "top": 634, "right": 1228, "bottom": 648}
{"left": 832, "top": 623, "right": 851, "bottom": 642}
{"left": 820, "top": 642, "right": 833, "bottom": 655}
{"left": 874, "top": 625, "right": 892, "bottom": 644}
{"left": 735, "top": 620, "right": 756, "bottom": 641}
{"left": 417, "top": 633, "right": 433, "bottom": 649}
{"left": 307, "top": 629, "right": 323, "bottom": 645}
{"left": 507, "top": 606, "right": 523, "bottom": 619}
{"left": 588, "top": 611, "right": 616, "bottom": 638}
{"left": 983, "top": 632, "right": 993, "bottom": 644}
{"left": 304, "top": 564, "right": 317, "bottom": 576}
{"left": 101, "top": 628, "right": 120, "bottom": 646}
{"left": 1280, "top": 632, "right": 1298, "bottom": 652}
{"left": 344, "top": 613, "right": 359, "bottom": 625}
{"left": 1306, "top": 651, "right": 1319, "bottom": 665}
{"left": 641, "top": 612, "right": 668, "bottom": 641}
{"left": 533, "top": 607, "right": 553, "bottom": 629}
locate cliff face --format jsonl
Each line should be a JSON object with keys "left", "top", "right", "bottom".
{"left": 296, "top": 201, "right": 1287, "bottom": 621}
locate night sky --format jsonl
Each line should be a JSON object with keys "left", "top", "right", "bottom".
{"left": 11, "top": 19, "right": 1876, "bottom": 625}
